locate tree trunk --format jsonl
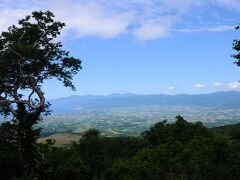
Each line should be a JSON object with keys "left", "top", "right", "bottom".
{"left": 16, "top": 104, "right": 49, "bottom": 179}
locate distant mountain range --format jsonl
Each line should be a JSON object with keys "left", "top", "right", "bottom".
{"left": 50, "top": 91, "right": 240, "bottom": 114}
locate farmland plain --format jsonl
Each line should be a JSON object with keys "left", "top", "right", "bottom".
{"left": 40, "top": 105, "right": 240, "bottom": 137}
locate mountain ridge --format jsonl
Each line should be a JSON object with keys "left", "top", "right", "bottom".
{"left": 49, "top": 91, "right": 240, "bottom": 114}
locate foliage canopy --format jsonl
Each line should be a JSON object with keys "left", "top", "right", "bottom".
{"left": 232, "top": 25, "right": 240, "bottom": 66}
{"left": 0, "top": 11, "right": 81, "bottom": 117}
{"left": 0, "top": 11, "right": 81, "bottom": 179}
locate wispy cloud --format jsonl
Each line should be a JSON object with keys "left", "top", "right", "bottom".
{"left": 167, "top": 86, "right": 175, "bottom": 90}
{"left": 194, "top": 84, "right": 205, "bottom": 88}
{"left": 175, "top": 25, "right": 234, "bottom": 33}
{"left": 0, "top": 0, "right": 239, "bottom": 40}
{"left": 165, "top": 86, "right": 176, "bottom": 95}
{"left": 226, "top": 82, "right": 240, "bottom": 90}
{"left": 217, "top": 0, "right": 240, "bottom": 10}
{"left": 213, "top": 82, "right": 223, "bottom": 86}
{"left": 133, "top": 16, "right": 174, "bottom": 40}
{"left": 52, "top": 1, "right": 133, "bottom": 38}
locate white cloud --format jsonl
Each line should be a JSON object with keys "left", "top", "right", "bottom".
{"left": 134, "top": 23, "right": 170, "bottom": 40}
{"left": 176, "top": 25, "right": 234, "bottom": 33}
{"left": 0, "top": 0, "right": 239, "bottom": 40}
{"left": 194, "top": 84, "right": 205, "bottom": 88}
{"left": 217, "top": 0, "right": 240, "bottom": 10}
{"left": 52, "top": 1, "right": 133, "bottom": 38}
{"left": 0, "top": 0, "right": 46, "bottom": 32}
{"left": 0, "top": 9, "right": 33, "bottom": 32}
{"left": 133, "top": 17, "right": 174, "bottom": 40}
{"left": 226, "top": 82, "right": 240, "bottom": 90}
{"left": 208, "top": 25, "right": 234, "bottom": 32}
{"left": 213, "top": 82, "right": 223, "bottom": 86}
{"left": 167, "top": 86, "right": 175, "bottom": 90}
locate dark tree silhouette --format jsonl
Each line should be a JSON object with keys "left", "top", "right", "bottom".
{"left": 232, "top": 24, "right": 240, "bottom": 65}
{"left": 0, "top": 11, "right": 81, "bottom": 178}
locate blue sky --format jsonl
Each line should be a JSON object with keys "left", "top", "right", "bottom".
{"left": 1, "top": 0, "right": 240, "bottom": 99}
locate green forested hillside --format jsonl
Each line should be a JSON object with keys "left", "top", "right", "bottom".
{"left": 1, "top": 116, "right": 240, "bottom": 180}
{"left": 210, "top": 123, "right": 240, "bottom": 137}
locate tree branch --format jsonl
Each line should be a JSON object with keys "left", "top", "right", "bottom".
{"left": 28, "top": 90, "right": 35, "bottom": 102}
{"left": 0, "top": 95, "right": 18, "bottom": 116}
{"left": 18, "top": 28, "right": 27, "bottom": 43}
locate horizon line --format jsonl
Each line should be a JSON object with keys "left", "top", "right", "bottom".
{"left": 49, "top": 90, "right": 240, "bottom": 100}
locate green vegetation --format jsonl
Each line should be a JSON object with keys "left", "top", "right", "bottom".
{"left": 1, "top": 116, "right": 240, "bottom": 179}
{"left": 0, "top": 11, "right": 81, "bottom": 178}
{"left": 232, "top": 24, "right": 240, "bottom": 66}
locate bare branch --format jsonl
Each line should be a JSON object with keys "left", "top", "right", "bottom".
{"left": 12, "top": 85, "right": 20, "bottom": 100}
{"left": 28, "top": 90, "right": 35, "bottom": 102}
{"left": 9, "top": 47, "right": 24, "bottom": 60}
{"left": 30, "top": 85, "right": 45, "bottom": 109}
{"left": 0, "top": 84, "right": 45, "bottom": 111}
{"left": 32, "top": 27, "right": 51, "bottom": 48}
{"left": 8, "top": 104, "right": 18, "bottom": 116}
{"left": 18, "top": 28, "right": 27, "bottom": 43}
{"left": 0, "top": 95, "right": 18, "bottom": 116}
{"left": 0, "top": 98, "right": 36, "bottom": 110}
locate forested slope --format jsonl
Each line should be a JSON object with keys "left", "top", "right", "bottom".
{"left": 1, "top": 116, "right": 240, "bottom": 179}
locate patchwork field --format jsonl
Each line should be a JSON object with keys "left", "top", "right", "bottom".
{"left": 39, "top": 105, "right": 240, "bottom": 137}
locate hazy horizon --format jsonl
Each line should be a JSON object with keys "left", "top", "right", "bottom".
{"left": 49, "top": 90, "right": 240, "bottom": 100}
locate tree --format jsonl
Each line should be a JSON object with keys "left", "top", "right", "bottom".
{"left": 0, "top": 11, "right": 81, "bottom": 178}
{"left": 232, "top": 25, "right": 240, "bottom": 66}
{"left": 0, "top": 122, "right": 23, "bottom": 179}
{"left": 78, "top": 129, "right": 105, "bottom": 179}
{"left": 141, "top": 119, "right": 169, "bottom": 145}
{"left": 141, "top": 116, "right": 210, "bottom": 146}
